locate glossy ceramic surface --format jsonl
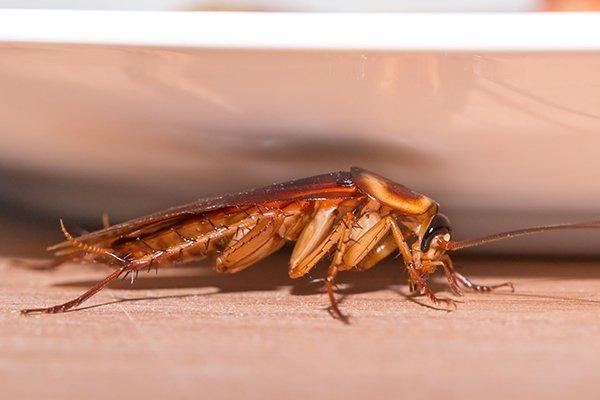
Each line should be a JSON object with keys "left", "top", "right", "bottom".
{"left": 1, "top": 11, "right": 600, "bottom": 253}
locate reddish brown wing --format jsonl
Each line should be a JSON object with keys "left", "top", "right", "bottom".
{"left": 49, "top": 170, "right": 358, "bottom": 252}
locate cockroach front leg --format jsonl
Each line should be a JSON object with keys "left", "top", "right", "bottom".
{"left": 422, "top": 260, "right": 462, "bottom": 296}
{"left": 406, "top": 266, "right": 457, "bottom": 309}
{"left": 383, "top": 218, "right": 457, "bottom": 308}
{"left": 442, "top": 256, "right": 514, "bottom": 293}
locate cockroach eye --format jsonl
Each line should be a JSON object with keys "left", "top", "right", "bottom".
{"left": 421, "top": 213, "right": 452, "bottom": 252}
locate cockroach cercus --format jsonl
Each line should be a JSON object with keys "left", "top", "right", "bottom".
{"left": 21, "top": 167, "right": 600, "bottom": 321}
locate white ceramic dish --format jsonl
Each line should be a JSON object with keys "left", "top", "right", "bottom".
{"left": 2, "top": 10, "right": 600, "bottom": 254}
{"left": 2, "top": 10, "right": 600, "bottom": 50}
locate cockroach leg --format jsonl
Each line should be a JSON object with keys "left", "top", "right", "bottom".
{"left": 325, "top": 213, "right": 355, "bottom": 323}
{"left": 342, "top": 215, "right": 411, "bottom": 268}
{"left": 287, "top": 211, "right": 354, "bottom": 321}
{"left": 422, "top": 259, "right": 462, "bottom": 296}
{"left": 353, "top": 236, "right": 397, "bottom": 271}
{"left": 121, "top": 268, "right": 140, "bottom": 284}
{"left": 404, "top": 267, "right": 454, "bottom": 308}
{"left": 421, "top": 285, "right": 457, "bottom": 309}
{"left": 443, "top": 268, "right": 463, "bottom": 296}
{"left": 343, "top": 214, "right": 424, "bottom": 296}
{"left": 379, "top": 218, "right": 455, "bottom": 308}
{"left": 325, "top": 264, "right": 348, "bottom": 323}
{"left": 21, "top": 266, "right": 127, "bottom": 314}
{"left": 442, "top": 256, "right": 515, "bottom": 293}
{"left": 289, "top": 202, "right": 339, "bottom": 273}
{"left": 216, "top": 215, "right": 284, "bottom": 273}
{"left": 288, "top": 213, "right": 343, "bottom": 278}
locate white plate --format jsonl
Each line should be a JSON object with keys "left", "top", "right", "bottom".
{"left": 2, "top": 10, "right": 600, "bottom": 254}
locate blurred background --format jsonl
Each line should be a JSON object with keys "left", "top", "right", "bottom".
{"left": 1, "top": 1, "right": 600, "bottom": 259}
{"left": 1, "top": 0, "right": 600, "bottom": 12}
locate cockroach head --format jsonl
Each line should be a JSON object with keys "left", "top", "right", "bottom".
{"left": 421, "top": 213, "right": 452, "bottom": 254}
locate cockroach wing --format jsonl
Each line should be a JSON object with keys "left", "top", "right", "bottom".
{"left": 49, "top": 170, "right": 359, "bottom": 253}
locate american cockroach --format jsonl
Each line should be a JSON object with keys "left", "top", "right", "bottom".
{"left": 21, "top": 167, "right": 600, "bottom": 320}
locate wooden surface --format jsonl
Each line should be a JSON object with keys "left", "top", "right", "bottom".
{"left": 2, "top": 252, "right": 600, "bottom": 400}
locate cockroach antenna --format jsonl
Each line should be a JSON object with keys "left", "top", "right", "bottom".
{"left": 442, "top": 220, "right": 600, "bottom": 251}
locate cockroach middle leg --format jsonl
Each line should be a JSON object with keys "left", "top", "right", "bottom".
{"left": 442, "top": 256, "right": 514, "bottom": 293}
{"left": 342, "top": 215, "right": 411, "bottom": 268}
{"left": 325, "top": 213, "right": 355, "bottom": 323}
{"left": 325, "top": 264, "right": 346, "bottom": 322}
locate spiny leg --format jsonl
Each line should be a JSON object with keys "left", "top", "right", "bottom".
{"left": 21, "top": 266, "right": 127, "bottom": 314}
{"left": 341, "top": 214, "right": 425, "bottom": 295}
{"left": 289, "top": 202, "right": 339, "bottom": 273}
{"left": 442, "top": 255, "right": 514, "bottom": 293}
{"left": 326, "top": 214, "right": 355, "bottom": 323}
{"left": 380, "top": 217, "right": 456, "bottom": 308}
{"left": 22, "top": 221, "right": 205, "bottom": 314}
{"left": 340, "top": 214, "right": 455, "bottom": 311}
{"left": 354, "top": 235, "right": 397, "bottom": 271}
{"left": 22, "top": 216, "right": 236, "bottom": 314}
{"left": 326, "top": 264, "right": 344, "bottom": 321}
{"left": 288, "top": 212, "right": 358, "bottom": 321}
{"left": 422, "top": 260, "right": 462, "bottom": 296}
{"left": 21, "top": 220, "right": 136, "bottom": 314}
{"left": 406, "top": 265, "right": 457, "bottom": 309}
{"left": 216, "top": 214, "right": 285, "bottom": 273}
{"left": 337, "top": 214, "right": 454, "bottom": 309}
{"left": 22, "top": 207, "right": 292, "bottom": 314}
{"left": 288, "top": 218, "right": 344, "bottom": 279}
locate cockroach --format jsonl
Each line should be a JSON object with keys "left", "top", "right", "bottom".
{"left": 21, "top": 167, "right": 600, "bottom": 320}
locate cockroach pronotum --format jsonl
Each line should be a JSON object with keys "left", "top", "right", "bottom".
{"left": 21, "top": 167, "right": 600, "bottom": 320}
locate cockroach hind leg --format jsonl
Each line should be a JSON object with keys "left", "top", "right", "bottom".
{"left": 21, "top": 267, "right": 126, "bottom": 315}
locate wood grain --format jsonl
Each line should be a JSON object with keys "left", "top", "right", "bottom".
{"left": 2, "top": 253, "right": 600, "bottom": 400}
